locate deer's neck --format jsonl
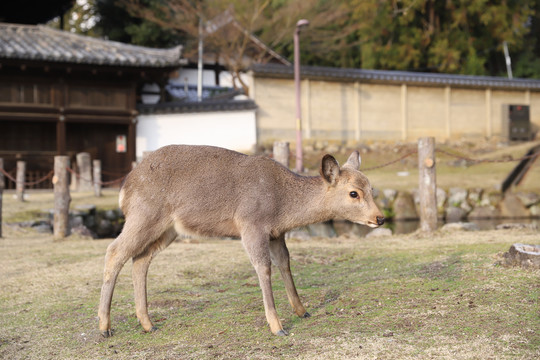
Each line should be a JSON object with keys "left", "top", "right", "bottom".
{"left": 275, "top": 174, "right": 331, "bottom": 233}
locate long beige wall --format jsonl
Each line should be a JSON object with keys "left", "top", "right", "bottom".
{"left": 251, "top": 75, "right": 540, "bottom": 144}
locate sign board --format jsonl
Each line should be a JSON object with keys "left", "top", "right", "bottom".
{"left": 116, "top": 135, "right": 127, "bottom": 153}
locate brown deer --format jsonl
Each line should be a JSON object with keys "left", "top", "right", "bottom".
{"left": 98, "top": 145, "right": 384, "bottom": 337}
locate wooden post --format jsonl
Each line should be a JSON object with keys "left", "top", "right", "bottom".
{"left": 53, "top": 156, "right": 71, "bottom": 239}
{"left": 273, "top": 141, "right": 290, "bottom": 168}
{"left": 93, "top": 159, "right": 102, "bottom": 197}
{"left": 16, "top": 161, "right": 26, "bottom": 202}
{"left": 0, "top": 158, "right": 4, "bottom": 238}
{"left": 76, "top": 152, "right": 93, "bottom": 192}
{"left": 418, "top": 137, "right": 437, "bottom": 232}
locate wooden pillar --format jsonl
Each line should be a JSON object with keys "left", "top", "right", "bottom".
{"left": 53, "top": 156, "right": 71, "bottom": 239}
{"left": 128, "top": 118, "right": 137, "bottom": 163}
{"left": 418, "top": 137, "right": 437, "bottom": 232}
{"left": 57, "top": 116, "right": 66, "bottom": 154}
{"left": 444, "top": 86, "right": 451, "bottom": 139}
{"left": 401, "top": 84, "right": 408, "bottom": 141}
{"left": 0, "top": 158, "right": 4, "bottom": 238}
{"left": 273, "top": 141, "right": 290, "bottom": 168}
{"left": 93, "top": 159, "right": 102, "bottom": 197}
{"left": 76, "top": 152, "right": 93, "bottom": 192}
{"left": 303, "top": 79, "right": 311, "bottom": 139}
{"left": 485, "top": 89, "right": 492, "bottom": 138}
{"left": 16, "top": 161, "right": 26, "bottom": 202}
{"left": 354, "top": 81, "right": 361, "bottom": 141}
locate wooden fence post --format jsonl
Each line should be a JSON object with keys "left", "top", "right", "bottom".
{"left": 93, "top": 159, "right": 102, "bottom": 197}
{"left": 16, "top": 160, "right": 26, "bottom": 201}
{"left": 273, "top": 141, "right": 290, "bottom": 168}
{"left": 54, "top": 156, "right": 71, "bottom": 239}
{"left": 76, "top": 152, "right": 93, "bottom": 192}
{"left": 0, "top": 158, "right": 4, "bottom": 238}
{"left": 418, "top": 137, "right": 437, "bottom": 232}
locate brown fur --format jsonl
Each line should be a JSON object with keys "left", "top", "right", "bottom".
{"left": 98, "top": 145, "right": 384, "bottom": 336}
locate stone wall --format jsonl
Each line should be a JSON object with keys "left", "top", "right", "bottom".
{"left": 250, "top": 75, "right": 540, "bottom": 143}
{"left": 379, "top": 187, "right": 540, "bottom": 222}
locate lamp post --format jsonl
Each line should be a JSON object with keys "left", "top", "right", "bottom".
{"left": 294, "top": 19, "right": 309, "bottom": 173}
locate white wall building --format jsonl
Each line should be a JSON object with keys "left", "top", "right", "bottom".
{"left": 136, "top": 100, "right": 257, "bottom": 160}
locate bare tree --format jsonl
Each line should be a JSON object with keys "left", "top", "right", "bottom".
{"left": 121, "top": 0, "right": 291, "bottom": 94}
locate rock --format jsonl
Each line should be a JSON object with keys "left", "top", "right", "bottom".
{"left": 366, "top": 227, "right": 392, "bottom": 238}
{"left": 375, "top": 189, "right": 396, "bottom": 214}
{"left": 436, "top": 188, "right": 447, "bottom": 211}
{"left": 448, "top": 187, "right": 468, "bottom": 207}
{"left": 480, "top": 191, "right": 503, "bottom": 207}
{"left": 496, "top": 223, "right": 538, "bottom": 230}
{"left": 31, "top": 221, "right": 53, "bottom": 234}
{"left": 307, "top": 222, "right": 337, "bottom": 238}
{"left": 333, "top": 220, "right": 354, "bottom": 236}
{"left": 460, "top": 200, "right": 472, "bottom": 213}
{"left": 467, "top": 205, "right": 501, "bottom": 219}
{"left": 314, "top": 141, "right": 328, "bottom": 151}
{"left": 285, "top": 228, "right": 311, "bottom": 241}
{"left": 104, "top": 209, "right": 118, "bottom": 221}
{"left": 326, "top": 144, "right": 341, "bottom": 154}
{"left": 70, "top": 215, "right": 84, "bottom": 228}
{"left": 73, "top": 204, "right": 96, "bottom": 215}
{"left": 467, "top": 188, "right": 483, "bottom": 205}
{"left": 96, "top": 219, "right": 114, "bottom": 238}
{"left": 530, "top": 205, "right": 540, "bottom": 216}
{"left": 393, "top": 191, "right": 418, "bottom": 220}
{"left": 383, "top": 189, "right": 398, "bottom": 203}
{"left": 441, "top": 222, "right": 479, "bottom": 232}
{"left": 503, "top": 243, "right": 540, "bottom": 269}
{"left": 499, "top": 193, "right": 530, "bottom": 218}
{"left": 515, "top": 192, "right": 540, "bottom": 207}
{"left": 445, "top": 206, "right": 468, "bottom": 223}
{"left": 71, "top": 225, "right": 96, "bottom": 239}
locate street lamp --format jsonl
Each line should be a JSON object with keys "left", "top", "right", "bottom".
{"left": 294, "top": 19, "right": 309, "bottom": 173}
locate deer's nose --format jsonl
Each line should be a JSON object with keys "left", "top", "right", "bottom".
{"left": 376, "top": 216, "right": 385, "bottom": 226}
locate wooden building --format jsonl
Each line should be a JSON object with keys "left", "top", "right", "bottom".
{"left": 0, "top": 23, "right": 185, "bottom": 187}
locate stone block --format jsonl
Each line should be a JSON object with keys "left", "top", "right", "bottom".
{"left": 499, "top": 193, "right": 530, "bottom": 218}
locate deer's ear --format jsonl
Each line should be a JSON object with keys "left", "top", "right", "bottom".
{"left": 320, "top": 154, "right": 340, "bottom": 185}
{"left": 343, "top": 151, "right": 361, "bottom": 170}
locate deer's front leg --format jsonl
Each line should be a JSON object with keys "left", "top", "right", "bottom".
{"left": 270, "top": 235, "right": 309, "bottom": 318}
{"left": 242, "top": 232, "right": 287, "bottom": 336}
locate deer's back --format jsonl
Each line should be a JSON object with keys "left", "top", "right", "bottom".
{"left": 120, "top": 145, "right": 292, "bottom": 236}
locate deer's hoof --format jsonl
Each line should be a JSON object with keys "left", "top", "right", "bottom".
{"left": 101, "top": 329, "right": 113, "bottom": 338}
{"left": 302, "top": 312, "right": 311, "bottom": 318}
{"left": 276, "top": 329, "right": 289, "bottom": 336}
{"left": 149, "top": 326, "right": 158, "bottom": 333}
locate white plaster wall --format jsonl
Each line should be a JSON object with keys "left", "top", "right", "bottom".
{"left": 136, "top": 110, "right": 257, "bottom": 160}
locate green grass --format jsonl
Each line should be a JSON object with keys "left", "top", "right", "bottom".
{"left": 1, "top": 226, "right": 539, "bottom": 359}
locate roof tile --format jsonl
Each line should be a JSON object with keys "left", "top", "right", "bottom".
{"left": 0, "top": 23, "right": 185, "bottom": 68}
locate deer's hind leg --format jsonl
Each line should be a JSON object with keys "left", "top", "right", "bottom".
{"left": 269, "top": 235, "right": 310, "bottom": 318}
{"left": 98, "top": 216, "right": 170, "bottom": 337}
{"left": 132, "top": 227, "right": 177, "bottom": 332}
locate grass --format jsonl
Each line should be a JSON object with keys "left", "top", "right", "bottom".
{"left": 302, "top": 139, "right": 540, "bottom": 192}
{"left": 1, "top": 223, "right": 539, "bottom": 359}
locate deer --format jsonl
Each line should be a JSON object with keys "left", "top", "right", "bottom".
{"left": 98, "top": 145, "right": 384, "bottom": 337}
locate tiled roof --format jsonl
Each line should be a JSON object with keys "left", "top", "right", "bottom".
{"left": 0, "top": 23, "right": 186, "bottom": 68}
{"left": 252, "top": 63, "right": 540, "bottom": 90}
{"left": 138, "top": 98, "right": 257, "bottom": 114}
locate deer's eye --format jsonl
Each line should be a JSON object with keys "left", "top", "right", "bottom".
{"left": 349, "top": 191, "right": 359, "bottom": 199}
